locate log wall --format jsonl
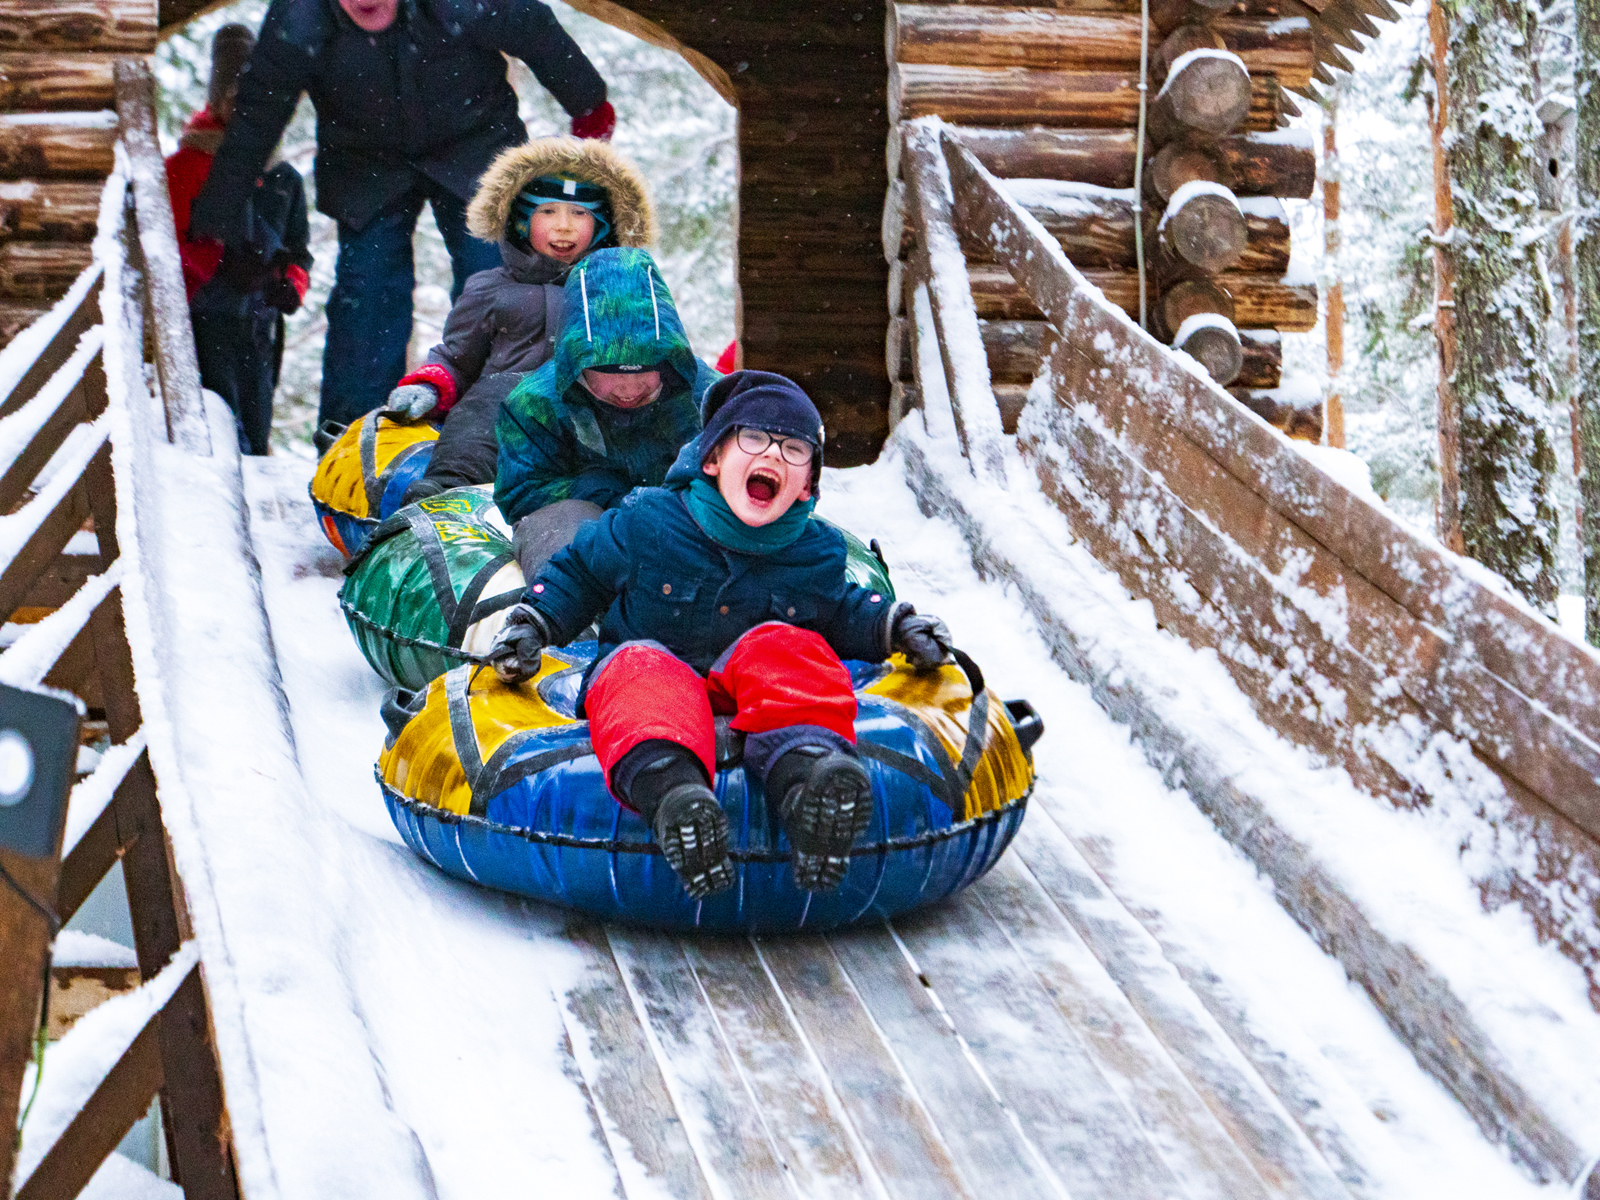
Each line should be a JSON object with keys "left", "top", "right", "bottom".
{"left": 0, "top": 0, "right": 147, "bottom": 350}
{"left": 886, "top": 0, "right": 1346, "bottom": 441}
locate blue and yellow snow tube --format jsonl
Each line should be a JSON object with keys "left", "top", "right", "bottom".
{"left": 310, "top": 412, "right": 438, "bottom": 557}
{"left": 376, "top": 648, "right": 1039, "bottom": 932}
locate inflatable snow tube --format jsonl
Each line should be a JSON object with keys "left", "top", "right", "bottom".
{"left": 310, "top": 411, "right": 438, "bottom": 557}
{"left": 375, "top": 647, "right": 1040, "bottom": 932}
{"left": 339, "top": 485, "right": 524, "bottom": 691}
{"left": 341, "top": 486, "right": 897, "bottom": 692}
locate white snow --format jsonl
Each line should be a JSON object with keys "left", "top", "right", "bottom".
{"left": 62, "top": 732, "right": 146, "bottom": 857}
{"left": 52, "top": 929, "right": 138, "bottom": 970}
{"left": 1293, "top": 443, "right": 1379, "bottom": 499}
{"left": 1172, "top": 311, "right": 1238, "bottom": 349}
{"left": 0, "top": 562, "right": 121, "bottom": 690}
{"left": 1161, "top": 179, "right": 1242, "bottom": 226}
{"left": 0, "top": 260, "right": 101, "bottom": 412}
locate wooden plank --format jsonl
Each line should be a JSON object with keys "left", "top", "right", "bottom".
{"left": 970, "top": 857, "right": 1277, "bottom": 1199}
{"left": 756, "top": 936, "right": 978, "bottom": 1200}
{"left": 893, "top": 7, "right": 1313, "bottom": 91}
{"left": 48, "top": 966, "right": 140, "bottom": 1040}
{"left": 0, "top": 335, "right": 97, "bottom": 510}
{"left": 892, "top": 62, "right": 1286, "bottom": 131}
{"left": 825, "top": 924, "right": 1064, "bottom": 1200}
{"left": 0, "top": 180, "right": 103, "bottom": 243}
{"left": 86, "top": 589, "right": 239, "bottom": 1199}
{"left": 0, "top": 53, "right": 118, "bottom": 111}
{"left": 0, "top": 0, "right": 157, "bottom": 52}
{"left": 14, "top": 987, "right": 166, "bottom": 1200}
{"left": 892, "top": 898, "right": 1192, "bottom": 1199}
{"left": 0, "top": 120, "right": 115, "bottom": 180}
{"left": 681, "top": 938, "right": 879, "bottom": 1198}
{"left": 0, "top": 455, "right": 96, "bottom": 626}
{"left": 558, "top": 920, "right": 716, "bottom": 1200}
{"left": 0, "top": 241, "right": 95, "bottom": 300}
{"left": 0, "top": 264, "right": 100, "bottom": 417}
{"left": 902, "top": 120, "right": 1008, "bottom": 482}
{"left": 56, "top": 744, "right": 146, "bottom": 925}
{"left": 1009, "top": 810, "right": 1353, "bottom": 1198}
{"left": 964, "top": 264, "right": 1318, "bottom": 331}
{"left": 604, "top": 927, "right": 793, "bottom": 1198}
{"left": 115, "top": 60, "right": 209, "bottom": 455}
{"left": 0, "top": 299, "right": 46, "bottom": 344}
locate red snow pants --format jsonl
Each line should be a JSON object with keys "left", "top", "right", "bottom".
{"left": 585, "top": 623, "right": 858, "bottom": 803}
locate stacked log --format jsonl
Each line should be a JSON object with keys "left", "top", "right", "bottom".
{"left": 0, "top": 0, "right": 150, "bottom": 349}
{"left": 886, "top": 0, "right": 1320, "bottom": 435}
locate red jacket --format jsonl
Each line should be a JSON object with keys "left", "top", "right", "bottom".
{"left": 166, "top": 108, "right": 308, "bottom": 303}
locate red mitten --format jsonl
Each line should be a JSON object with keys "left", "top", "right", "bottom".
{"left": 570, "top": 100, "right": 615, "bottom": 141}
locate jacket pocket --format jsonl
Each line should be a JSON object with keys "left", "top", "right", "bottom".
{"left": 634, "top": 569, "right": 705, "bottom": 623}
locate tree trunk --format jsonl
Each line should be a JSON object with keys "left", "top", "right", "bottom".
{"left": 1576, "top": 0, "right": 1600, "bottom": 641}
{"left": 1438, "top": 0, "right": 1558, "bottom": 615}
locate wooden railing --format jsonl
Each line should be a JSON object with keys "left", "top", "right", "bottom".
{"left": 897, "top": 117, "right": 1600, "bottom": 1185}
{"left": 0, "top": 62, "right": 235, "bottom": 1200}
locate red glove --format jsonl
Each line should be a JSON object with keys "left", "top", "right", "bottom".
{"left": 570, "top": 100, "right": 615, "bottom": 141}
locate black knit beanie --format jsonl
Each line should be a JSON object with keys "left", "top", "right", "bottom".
{"left": 208, "top": 24, "right": 256, "bottom": 115}
{"left": 699, "top": 370, "right": 825, "bottom": 489}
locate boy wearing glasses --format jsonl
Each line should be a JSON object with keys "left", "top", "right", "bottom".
{"left": 489, "top": 371, "right": 955, "bottom": 899}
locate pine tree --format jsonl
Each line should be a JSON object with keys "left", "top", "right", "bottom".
{"left": 1437, "top": 0, "right": 1560, "bottom": 615}
{"left": 1576, "top": 0, "right": 1600, "bottom": 640}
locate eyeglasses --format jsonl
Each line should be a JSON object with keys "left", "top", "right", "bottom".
{"left": 735, "top": 426, "right": 815, "bottom": 465}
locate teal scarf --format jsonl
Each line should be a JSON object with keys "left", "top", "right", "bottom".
{"left": 684, "top": 478, "right": 815, "bottom": 555}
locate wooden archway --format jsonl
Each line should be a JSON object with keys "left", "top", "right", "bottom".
{"left": 159, "top": 0, "right": 893, "bottom": 463}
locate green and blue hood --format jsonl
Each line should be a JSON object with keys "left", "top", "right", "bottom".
{"left": 549, "top": 248, "right": 699, "bottom": 400}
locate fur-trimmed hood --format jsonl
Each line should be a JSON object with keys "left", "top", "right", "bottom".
{"left": 467, "top": 137, "right": 656, "bottom": 250}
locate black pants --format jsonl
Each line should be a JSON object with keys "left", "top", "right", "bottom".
{"left": 191, "top": 287, "right": 282, "bottom": 457}
{"left": 416, "top": 371, "right": 522, "bottom": 492}
{"left": 513, "top": 499, "right": 604, "bottom": 581}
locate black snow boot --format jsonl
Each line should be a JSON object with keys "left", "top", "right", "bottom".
{"left": 615, "top": 740, "right": 734, "bottom": 899}
{"left": 767, "top": 745, "right": 873, "bottom": 893}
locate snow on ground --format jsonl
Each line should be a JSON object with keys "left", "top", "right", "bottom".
{"left": 231, "top": 442, "right": 1565, "bottom": 1196}
{"left": 815, "top": 455, "right": 1560, "bottom": 1198}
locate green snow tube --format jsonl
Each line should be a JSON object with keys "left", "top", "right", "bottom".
{"left": 339, "top": 486, "right": 525, "bottom": 691}
{"left": 340, "top": 484, "right": 897, "bottom": 691}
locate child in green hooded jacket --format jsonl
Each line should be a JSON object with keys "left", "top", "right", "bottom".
{"left": 494, "top": 246, "right": 717, "bottom": 578}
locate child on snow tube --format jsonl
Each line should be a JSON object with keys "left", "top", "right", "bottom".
{"left": 491, "top": 246, "right": 719, "bottom": 582}
{"left": 488, "top": 371, "right": 957, "bottom": 898}
{"left": 383, "top": 138, "right": 658, "bottom": 502}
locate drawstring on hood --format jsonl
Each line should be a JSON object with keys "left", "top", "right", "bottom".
{"left": 648, "top": 267, "right": 661, "bottom": 341}
{"left": 580, "top": 266, "right": 593, "bottom": 342}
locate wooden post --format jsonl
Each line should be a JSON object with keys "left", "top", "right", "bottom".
{"left": 1323, "top": 98, "right": 1346, "bottom": 448}
{"left": 1428, "top": 0, "right": 1462, "bottom": 552}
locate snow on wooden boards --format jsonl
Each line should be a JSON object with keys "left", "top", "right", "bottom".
{"left": 559, "top": 867, "right": 1351, "bottom": 1199}
{"left": 926, "top": 126, "right": 1600, "bottom": 1176}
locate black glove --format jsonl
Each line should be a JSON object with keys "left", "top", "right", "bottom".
{"left": 488, "top": 603, "right": 551, "bottom": 684}
{"left": 261, "top": 269, "right": 303, "bottom": 315}
{"left": 891, "top": 604, "right": 954, "bottom": 673}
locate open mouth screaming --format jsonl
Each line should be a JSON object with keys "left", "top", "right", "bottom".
{"left": 746, "top": 468, "right": 780, "bottom": 504}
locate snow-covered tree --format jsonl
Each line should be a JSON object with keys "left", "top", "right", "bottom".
{"left": 1437, "top": 0, "right": 1560, "bottom": 615}
{"left": 1574, "top": 0, "right": 1600, "bottom": 640}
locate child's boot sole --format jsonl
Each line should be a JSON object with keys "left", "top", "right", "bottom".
{"left": 783, "top": 753, "right": 873, "bottom": 893}
{"left": 653, "top": 782, "right": 735, "bottom": 899}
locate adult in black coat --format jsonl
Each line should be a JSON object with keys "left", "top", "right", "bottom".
{"left": 189, "top": 0, "right": 612, "bottom": 431}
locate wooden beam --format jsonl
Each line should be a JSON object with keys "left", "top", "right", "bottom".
{"left": 0, "top": 0, "right": 156, "bottom": 53}
{"left": 0, "top": 180, "right": 103, "bottom": 243}
{"left": 0, "top": 241, "right": 95, "bottom": 299}
{"left": 0, "top": 264, "right": 99, "bottom": 413}
{"left": 0, "top": 119, "right": 115, "bottom": 180}
{"left": 892, "top": 62, "right": 1286, "bottom": 131}
{"left": 115, "top": 60, "right": 209, "bottom": 455}
{"left": 0, "top": 53, "right": 118, "bottom": 111}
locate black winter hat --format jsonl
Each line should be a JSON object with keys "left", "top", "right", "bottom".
{"left": 208, "top": 24, "right": 256, "bottom": 115}
{"left": 699, "top": 370, "right": 825, "bottom": 486}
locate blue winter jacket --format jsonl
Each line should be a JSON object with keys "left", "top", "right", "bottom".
{"left": 523, "top": 439, "right": 895, "bottom": 676}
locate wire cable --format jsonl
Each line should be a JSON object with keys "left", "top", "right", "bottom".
{"left": 1132, "top": 0, "right": 1152, "bottom": 330}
